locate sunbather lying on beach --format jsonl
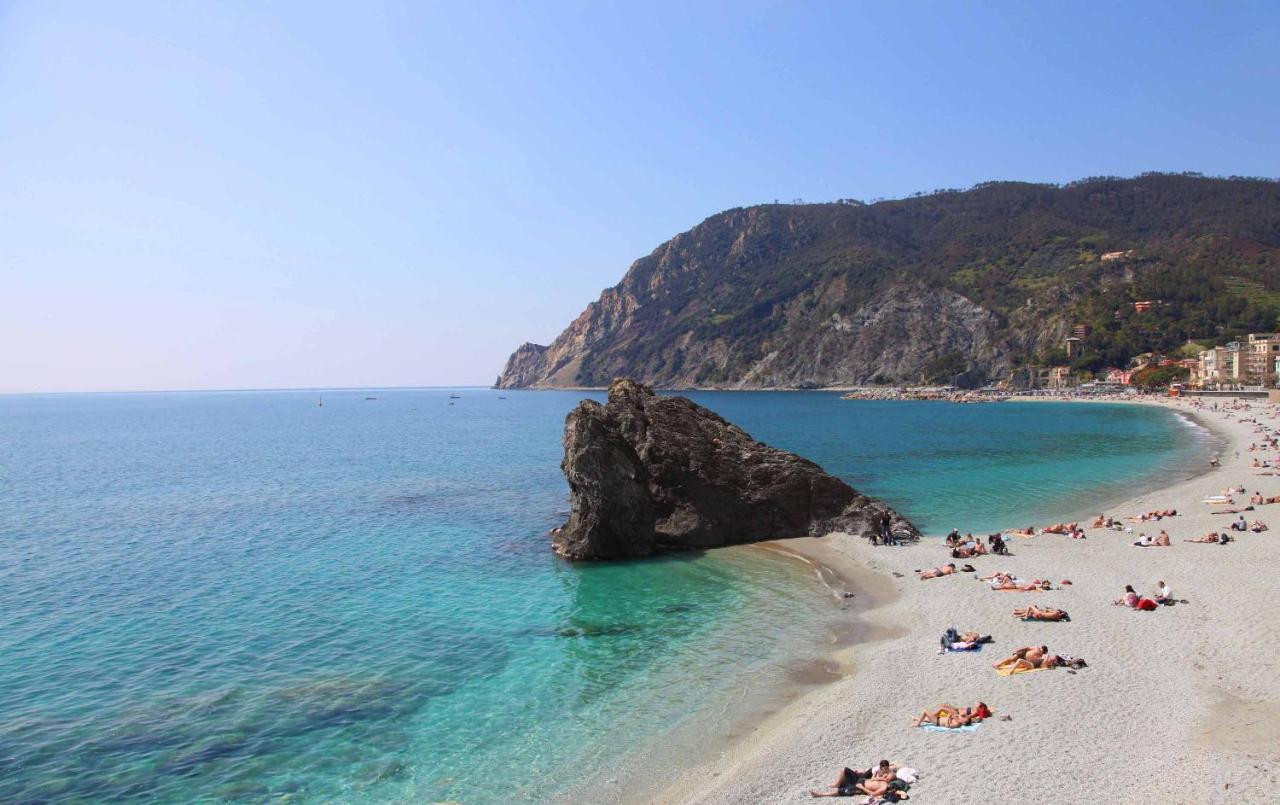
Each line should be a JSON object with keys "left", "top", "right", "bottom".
{"left": 940, "top": 627, "right": 993, "bottom": 651}
{"left": 1129, "top": 509, "right": 1177, "bottom": 522}
{"left": 918, "top": 563, "right": 955, "bottom": 579}
{"left": 911, "top": 702, "right": 991, "bottom": 728}
{"left": 992, "top": 578, "right": 1052, "bottom": 591}
{"left": 1041, "top": 522, "right": 1078, "bottom": 535}
{"left": 1133, "top": 531, "right": 1171, "bottom": 547}
{"left": 810, "top": 767, "right": 865, "bottom": 798}
{"left": 1251, "top": 520, "right": 1269, "bottom": 532}
{"left": 809, "top": 766, "right": 910, "bottom": 800}
{"left": 1185, "top": 531, "right": 1230, "bottom": 544}
{"left": 1014, "top": 605, "right": 1069, "bottom": 621}
{"left": 994, "top": 647, "right": 1057, "bottom": 672}
{"left": 951, "top": 541, "right": 987, "bottom": 558}
{"left": 1006, "top": 526, "right": 1035, "bottom": 536}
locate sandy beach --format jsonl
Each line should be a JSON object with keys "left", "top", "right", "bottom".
{"left": 632, "top": 396, "right": 1280, "bottom": 804}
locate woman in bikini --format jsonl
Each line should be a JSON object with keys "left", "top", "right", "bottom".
{"left": 911, "top": 701, "right": 988, "bottom": 728}
{"left": 994, "top": 645, "right": 1048, "bottom": 672}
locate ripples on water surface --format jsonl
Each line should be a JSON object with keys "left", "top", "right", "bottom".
{"left": 0, "top": 390, "right": 1211, "bottom": 802}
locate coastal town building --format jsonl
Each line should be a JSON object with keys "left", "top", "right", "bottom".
{"left": 1008, "top": 366, "right": 1075, "bottom": 390}
{"left": 1048, "top": 366, "right": 1074, "bottom": 388}
{"left": 1195, "top": 336, "right": 1280, "bottom": 388}
{"left": 1130, "top": 352, "right": 1164, "bottom": 370}
{"left": 1064, "top": 336, "right": 1083, "bottom": 358}
{"left": 1104, "top": 367, "right": 1133, "bottom": 384}
{"left": 1226, "top": 341, "right": 1243, "bottom": 382}
{"left": 1197, "top": 348, "right": 1222, "bottom": 387}
{"left": 1244, "top": 333, "right": 1280, "bottom": 387}
{"left": 1178, "top": 358, "right": 1201, "bottom": 386}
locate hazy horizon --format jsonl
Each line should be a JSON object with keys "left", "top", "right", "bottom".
{"left": 3, "top": 1, "right": 1278, "bottom": 393}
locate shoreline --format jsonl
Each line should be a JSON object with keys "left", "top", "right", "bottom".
{"left": 627, "top": 396, "right": 1278, "bottom": 803}
{"left": 557, "top": 538, "right": 902, "bottom": 805}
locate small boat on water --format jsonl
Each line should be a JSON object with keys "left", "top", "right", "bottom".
{"left": 317, "top": 396, "right": 323, "bottom": 407}
{"left": 449, "top": 394, "right": 462, "bottom": 399}
{"left": 365, "top": 396, "right": 377, "bottom": 400}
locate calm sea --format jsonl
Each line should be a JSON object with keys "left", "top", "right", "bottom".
{"left": 0, "top": 390, "right": 1213, "bottom": 803}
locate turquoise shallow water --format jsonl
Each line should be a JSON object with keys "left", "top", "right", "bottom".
{"left": 0, "top": 390, "right": 1212, "bottom": 803}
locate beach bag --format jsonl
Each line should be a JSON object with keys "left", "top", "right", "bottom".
{"left": 1136, "top": 598, "right": 1158, "bottom": 611}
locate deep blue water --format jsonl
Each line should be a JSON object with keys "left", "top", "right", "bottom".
{"left": 0, "top": 390, "right": 1212, "bottom": 803}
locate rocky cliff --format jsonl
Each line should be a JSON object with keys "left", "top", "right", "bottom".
{"left": 498, "top": 174, "right": 1280, "bottom": 388}
{"left": 552, "top": 379, "right": 919, "bottom": 560}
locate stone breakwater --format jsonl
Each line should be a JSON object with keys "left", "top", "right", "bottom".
{"left": 840, "top": 387, "right": 1010, "bottom": 403}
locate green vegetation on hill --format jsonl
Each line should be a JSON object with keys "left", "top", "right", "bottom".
{"left": 498, "top": 173, "right": 1280, "bottom": 389}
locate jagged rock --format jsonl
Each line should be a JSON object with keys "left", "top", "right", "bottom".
{"left": 552, "top": 379, "right": 919, "bottom": 560}
{"left": 496, "top": 342, "right": 550, "bottom": 389}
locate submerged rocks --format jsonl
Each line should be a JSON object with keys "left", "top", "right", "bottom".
{"left": 553, "top": 379, "right": 920, "bottom": 560}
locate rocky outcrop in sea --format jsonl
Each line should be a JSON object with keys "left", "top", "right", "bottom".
{"left": 552, "top": 379, "right": 920, "bottom": 560}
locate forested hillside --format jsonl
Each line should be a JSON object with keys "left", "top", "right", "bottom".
{"left": 497, "top": 174, "right": 1280, "bottom": 389}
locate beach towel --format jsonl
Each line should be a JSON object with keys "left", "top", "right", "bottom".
{"left": 945, "top": 643, "right": 982, "bottom": 652}
{"left": 996, "top": 664, "right": 1053, "bottom": 677}
{"left": 920, "top": 722, "right": 980, "bottom": 732}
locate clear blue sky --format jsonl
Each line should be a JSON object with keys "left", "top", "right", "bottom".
{"left": 2, "top": 1, "right": 1277, "bottom": 392}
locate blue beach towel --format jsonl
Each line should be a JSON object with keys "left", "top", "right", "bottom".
{"left": 945, "top": 643, "right": 983, "bottom": 652}
{"left": 921, "top": 723, "right": 980, "bottom": 733}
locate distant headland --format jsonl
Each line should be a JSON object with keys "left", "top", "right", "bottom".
{"left": 496, "top": 173, "right": 1280, "bottom": 392}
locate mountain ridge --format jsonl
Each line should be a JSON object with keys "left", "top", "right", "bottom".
{"left": 497, "top": 173, "right": 1280, "bottom": 389}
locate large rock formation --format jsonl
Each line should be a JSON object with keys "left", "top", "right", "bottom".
{"left": 497, "top": 174, "right": 1280, "bottom": 389}
{"left": 553, "top": 379, "right": 920, "bottom": 560}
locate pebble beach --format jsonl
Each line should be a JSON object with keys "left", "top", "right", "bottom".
{"left": 639, "top": 396, "right": 1280, "bottom": 804}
